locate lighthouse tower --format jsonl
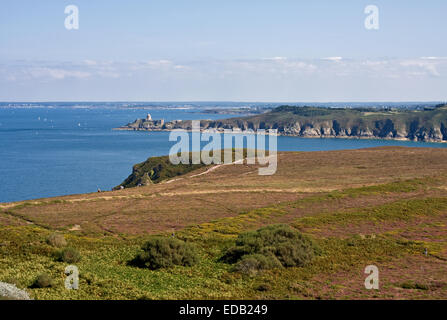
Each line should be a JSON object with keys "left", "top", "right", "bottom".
{"left": 146, "top": 113, "right": 152, "bottom": 121}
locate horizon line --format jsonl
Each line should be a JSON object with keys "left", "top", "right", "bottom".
{"left": 1, "top": 100, "right": 446, "bottom": 104}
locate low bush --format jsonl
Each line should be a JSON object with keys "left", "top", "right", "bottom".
{"left": 31, "top": 273, "right": 54, "bottom": 288}
{"left": 46, "top": 233, "right": 67, "bottom": 247}
{"left": 222, "top": 224, "right": 320, "bottom": 273}
{"left": 400, "top": 281, "right": 430, "bottom": 290}
{"left": 233, "top": 253, "right": 282, "bottom": 275}
{"left": 55, "top": 247, "right": 81, "bottom": 263}
{"left": 130, "top": 236, "right": 200, "bottom": 270}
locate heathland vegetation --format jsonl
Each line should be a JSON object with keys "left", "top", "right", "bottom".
{"left": 1, "top": 147, "right": 447, "bottom": 299}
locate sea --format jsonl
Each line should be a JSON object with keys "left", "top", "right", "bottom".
{"left": 1, "top": 102, "right": 446, "bottom": 203}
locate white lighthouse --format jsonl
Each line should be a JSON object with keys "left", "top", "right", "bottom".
{"left": 146, "top": 113, "right": 152, "bottom": 121}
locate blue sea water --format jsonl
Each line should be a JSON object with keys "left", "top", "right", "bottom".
{"left": 1, "top": 106, "right": 446, "bottom": 203}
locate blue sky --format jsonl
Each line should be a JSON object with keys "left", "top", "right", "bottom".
{"left": 1, "top": 0, "right": 446, "bottom": 101}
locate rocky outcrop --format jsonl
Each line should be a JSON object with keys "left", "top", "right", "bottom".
{"left": 115, "top": 118, "right": 187, "bottom": 131}
{"left": 115, "top": 105, "right": 447, "bottom": 143}
{"left": 0, "top": 282, "right": 32, "bottom": 300}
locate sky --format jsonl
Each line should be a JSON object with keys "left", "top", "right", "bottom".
{"left": 0, "top": 0, "right": 446, "bottom": 102}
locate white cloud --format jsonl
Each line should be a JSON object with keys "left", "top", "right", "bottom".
{"left": 146, "top": 59, "right": 172, "bottom": 66}
{"left": 83, "top": 59, "right": 97, "bottom": 66}
{"left": 1, "top": 56, "right": 446, "bottom": 101}
{"left": 128, "top": 60, "right": 188, "bottom": 71}
{"left": 322, "top": 57, "right": 343, "bottom": 61}
{"left": 400, "top": 59, "right": 441, "bottom": 77}
{"left": 420, "top": 57, "right": 447, "bottom": 60}
{"left": 174, "top": 65, "right": 188, "bottom": 70}
{"left": 1, "top": 57, "right": 446, "bottom": 89}
{"left": 28, "top": 67, "right": 91, "bottom": 80}
{"left": 263, "top": 57, "right": 288, "bottom": 61}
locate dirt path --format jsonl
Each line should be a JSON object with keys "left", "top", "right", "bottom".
{"left": 173, "top": 155, "right": 276, "bottom": 180}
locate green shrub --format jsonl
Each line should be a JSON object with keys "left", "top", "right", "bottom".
{"left": 55, "top": 247, "right": 81, "bottom": 263}
{"left": 400, "top": 281, "right": 429, "bottom": 290}
{"left": 46, "top": 233, "right": 67, "bottom": 247}
{"left": 233, "top": 253, "right": 282, "bottom": 275}
{"left": 130, "top": 236, "right": 200, "bottom": 270}
{"left": 31, "top": 273, "right": 54, "bottom": 288}
{"left": 222, "top": 224, "right": 320, "bottom": 271}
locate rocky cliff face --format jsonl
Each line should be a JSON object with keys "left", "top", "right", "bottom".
{"left": 115, "top": 105, "right": 447, "bottom": 143}
{"left": 198, "top": 119, "right": 446, "bottom": 143}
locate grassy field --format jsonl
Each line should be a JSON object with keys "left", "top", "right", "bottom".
{"left": 1, "top": 146, "right": 447, "bottom": 299}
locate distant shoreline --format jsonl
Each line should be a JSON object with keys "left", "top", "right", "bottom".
{"left": 113, "top": 126, "right": 447, "bottom": 143}
{"left": 113, "top": 103, "right": 447, "bottom": 144}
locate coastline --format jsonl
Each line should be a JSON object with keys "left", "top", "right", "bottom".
{"left": 114, "top": 105, "right": 447, "bottom": 144}
{"left": 2, "top": 144, "right": 447, "bottom": 206}
{"left": 112, "top": 127, "right": 447, "bottom": 143}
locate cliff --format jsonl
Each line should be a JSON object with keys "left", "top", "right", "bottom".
{"left": 113, "top": 154, "right": 206, "bottom": 189}
{"left": 115, "top": 104, "right": 447, "bottom": 142}
{"left": 114, "top": 150, "right": 250, "bottom": 189}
